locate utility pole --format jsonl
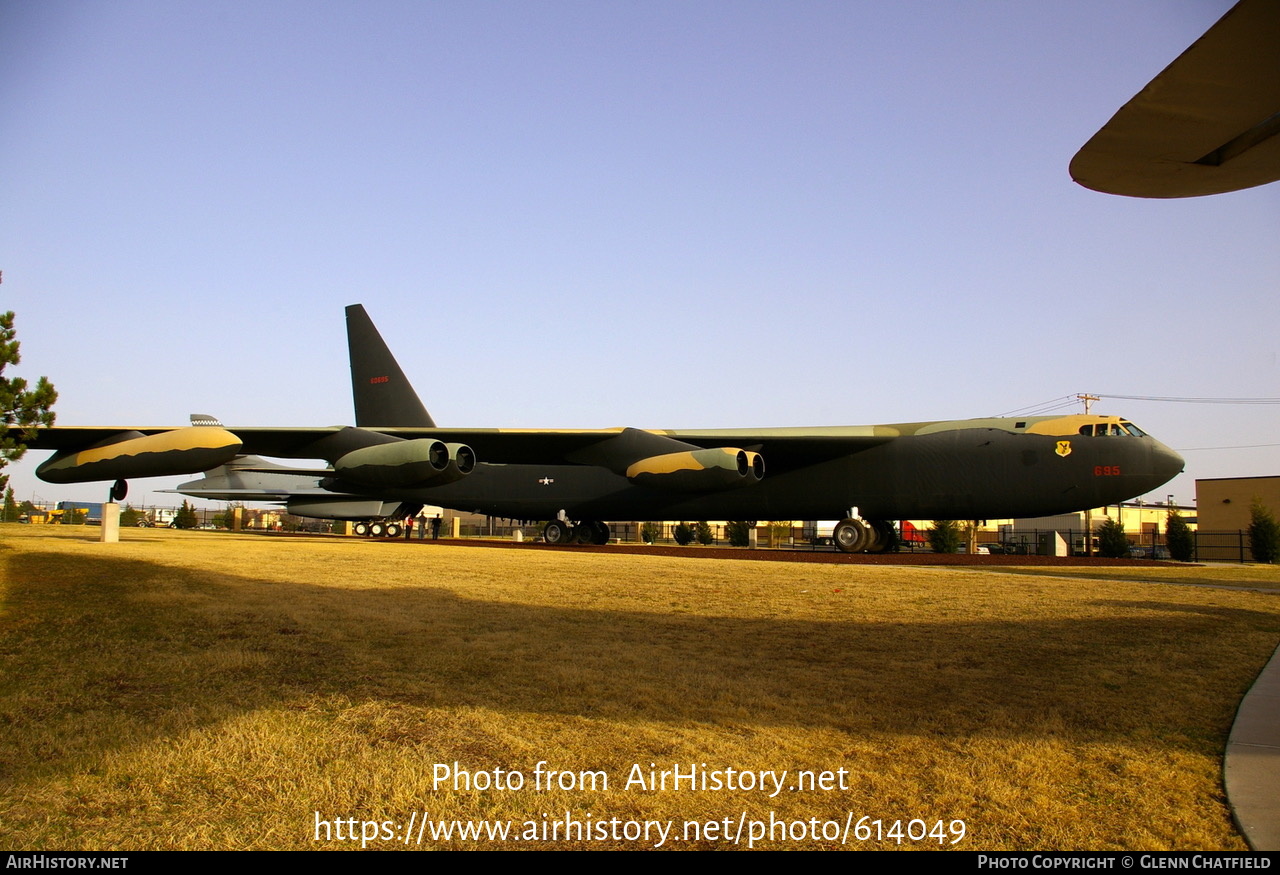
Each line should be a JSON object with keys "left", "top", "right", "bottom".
{"left": 1077, "top": 393, "right": 1100, "bottom": 415}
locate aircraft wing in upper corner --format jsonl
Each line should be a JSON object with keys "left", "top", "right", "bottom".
{"left": 1071, "top": 0, "right": 1280, "bottom": 198}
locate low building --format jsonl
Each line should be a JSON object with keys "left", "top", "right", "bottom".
{"left": 1195, "top": 476, "right": 1280, "bottom": 532}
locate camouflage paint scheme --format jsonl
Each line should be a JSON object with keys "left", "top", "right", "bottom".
{"left": 287, "top": 413, "right": 1180, "bottom": 522}
{"left": 35, "top": 428, "right": 241, "bottom": 484}
{"left": 1071, "top": 0, "right": 1280, "bottom": 199}
{"left": 12, "top": 306, "right": 1184, "bottom": 531}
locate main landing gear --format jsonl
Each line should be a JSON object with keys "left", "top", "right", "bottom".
{"left": 832, "top": 517, "right": 895, "bottom": 554}
{"left": 352, "top": 520, "right": 404, "bottom": 538}
{"left": 542, "top": 519, "right": 611, "bottom": 545}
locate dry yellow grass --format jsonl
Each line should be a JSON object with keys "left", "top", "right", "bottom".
{"left": 1, "top": 526, "right": 1278, "bottom": 850}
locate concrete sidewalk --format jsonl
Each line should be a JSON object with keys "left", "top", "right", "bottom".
{"left": 1225, "top": 641, "right": 1280, "bottom": 851}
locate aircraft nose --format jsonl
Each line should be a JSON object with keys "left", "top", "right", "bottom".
{"left": 1150, "top": 439, "right": 1185, "bottom": 487}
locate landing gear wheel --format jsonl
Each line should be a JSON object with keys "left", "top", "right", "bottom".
{"left": 370, "top": 522, "right": 386, "bottom": 537}
{"left": 862, "top": 522, "right": 884, "bottom": 553}
{"left": 833, "top": 518, "right": 870, "bottom": 554}
{"left": 589, "top": 521, "right": 611, "bottom": 545}
{"left": 385, "top": 523, "right": 402, "bottom": 538}
{"left": 110, "top": 479, "right": 128, "bottom": 502}
{"left": 544, "top": 520, "right": 571, "bottom": 545}
{"left": 353, "top": 522, "right": 370, "bottom": 537}
{"left": 867, "top": 520, "right": 896, "bottom": 554}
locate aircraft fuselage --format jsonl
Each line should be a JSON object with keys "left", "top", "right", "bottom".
{"left": 361, "top": 424, "right": 1182, "bottom": 522}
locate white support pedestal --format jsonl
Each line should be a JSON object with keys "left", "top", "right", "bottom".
{"left": 100, "top": 502, "right": 120, "bottom": 543}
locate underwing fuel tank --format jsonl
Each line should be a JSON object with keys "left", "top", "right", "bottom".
{"left": 285, "top": 498, "right": 406, "bottom": 520}
{"left": 36, "top": 428, "right": 243, "bottom": 484}
{"left": 625, "top": 447, "right": 764, "bottom": 492}
{"left": 333, "top": 438, "right": 475, "bottom": 488}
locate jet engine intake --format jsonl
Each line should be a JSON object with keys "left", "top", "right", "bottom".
{"left": 445, "top": 442, "right": 476, "bottom": 479}
{"left": 625, "top": 447, "right": 764, "bottom": 492}
{"left": 333, "top": 439, "right": 474, "bottom": 488}
{"left": 36, "top": 428, "right": 243, "bottom": 484}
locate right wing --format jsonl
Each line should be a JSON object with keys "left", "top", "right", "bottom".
{"left": 1070, "top": 0, "right": 1280, "bottom": 198}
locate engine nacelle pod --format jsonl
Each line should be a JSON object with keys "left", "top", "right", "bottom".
{"left": 625, "top": 447, "right": 764, "bottom": 492}
{"left": 444, "top": 442, "right": 476, "bottom": 480}
{"left": 36, "top": 428, "right": 243, "bottom": 484}
{"left": 333, "top": 439, "right": 474, "bottom": 488}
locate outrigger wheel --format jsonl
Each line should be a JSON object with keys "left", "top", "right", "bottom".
{"left": 110, "top": 479, "right": 128, "bottom": 502}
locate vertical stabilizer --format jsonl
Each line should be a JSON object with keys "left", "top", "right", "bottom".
{"left": 346, "top": 304, "right": 436, "bottom": 428}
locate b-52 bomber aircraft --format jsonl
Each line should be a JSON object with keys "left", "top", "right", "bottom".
{"left": 20, "top": 305, "right": 1184, "bottom": 552}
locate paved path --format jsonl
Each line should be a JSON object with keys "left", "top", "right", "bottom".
{"left": 1225, "top": 641, "right": 1280, "bottom": 851}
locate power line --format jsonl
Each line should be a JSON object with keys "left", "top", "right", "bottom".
{"left": 995, "top": 395, "right": 1077, "bottom": 417}
{"left": 998, "top": 393, "right": 1280, "bottom": 418}
{"left": 1099, "top": 394, "right": 1280, "bottom": 405}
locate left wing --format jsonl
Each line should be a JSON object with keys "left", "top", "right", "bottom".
{"left": 10, "top": 423, "right": 898, "bottom": 491}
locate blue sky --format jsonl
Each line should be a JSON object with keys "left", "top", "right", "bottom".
{"left": 2, "top": 0, "right": 1276, "bottom": 508}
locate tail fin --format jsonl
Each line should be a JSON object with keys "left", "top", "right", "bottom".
{"left": 345, "top": 304, "right": 437, "bottom": 428}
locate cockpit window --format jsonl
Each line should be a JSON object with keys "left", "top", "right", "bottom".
{"left": 1081, "top": 421, "right": 1147, "bottom": 437}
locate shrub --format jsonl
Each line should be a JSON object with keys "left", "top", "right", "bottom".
{"left": 1166, "top": 510, "right": 1194, "bottom": 562}
{"left": 726, "top": 521, "right": 752, "bottom": 548}
{"left": 672, "top": 522, "right": 695, "bottom": 546}
{"left": 927, "top": 520, "right": 963, "bottom": 554}
{"left": 695, "top": 521, "right": 714, "bottom": 546}
{"left": 640, "top": 522, "right": 660, "bottom": 544}
{"left": 174, "top": 500, "right": 199, "bottom": 530}
{"left": 1249, "top": 499, "right": 1280, "bottom": 564}
{"left": 1097, "top": 518, "right": 1129, "bottom": 558}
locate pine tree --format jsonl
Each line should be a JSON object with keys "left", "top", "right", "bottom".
{"left": 927, "top": 520, "right": 963, "bottom": 554}
{"left": 1166, "top": 510, "right": 1195, "bottom": 562}
{"left": 0, "top": 311, "right": 57, "bottom": 493}
{"left": 174, "top": 500, "right": 199, "bottom": 530}
{"left": 1097, "top": 518, "right": 1130, "bottom": 558}
{"left": 1249, "top": 499, "right": 1280, "bottom": 564}
{"left": 1, "top": 487, "right": 16, "bottom": 522}
{"left": 726, "top": 521, "right": 752, "bottom": 547}
{"left": 695, "top": 521, "right": 714, "bottom": 545}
